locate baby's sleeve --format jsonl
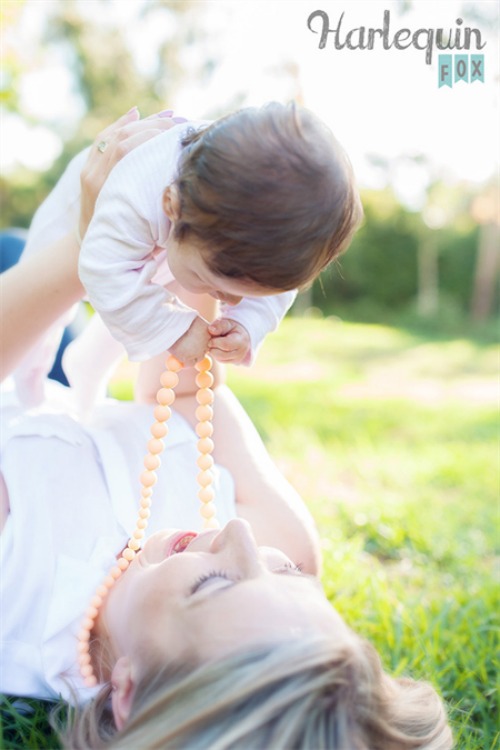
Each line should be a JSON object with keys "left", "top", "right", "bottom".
{"left": 220, "top": 290, "right": 297, "bottom": 366}
{"left": 78, "top": 133, "right": 197, "bottom": 361}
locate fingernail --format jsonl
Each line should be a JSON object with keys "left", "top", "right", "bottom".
{"left": 158, "top": 109, "right": 174, "bottom": 118}
{"left": 172, "top": 116, "right": 188, "bottom": 124}
{"left": 126, "top": 106, "right": 140, "bottom": 117}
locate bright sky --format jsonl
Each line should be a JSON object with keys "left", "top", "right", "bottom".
{"left": 2, "top": 0, "right": 499, "bottom": 209}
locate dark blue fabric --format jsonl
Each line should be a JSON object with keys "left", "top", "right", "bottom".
{"left": 0, "top": 230, "right": 73, "bottom": 386}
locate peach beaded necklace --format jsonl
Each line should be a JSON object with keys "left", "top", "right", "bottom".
{"left": 77, "top": 354, "right": 218, "bottom": 687}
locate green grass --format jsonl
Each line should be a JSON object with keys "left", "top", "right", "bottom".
{"left": 228, "top": 318, "right": 499, "bottom": 750}
{"left": 2, "top": 317, "right": 498, "bottom": 749}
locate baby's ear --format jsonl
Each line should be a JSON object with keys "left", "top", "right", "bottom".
{"left": 163, "top": 184, "right": 181, "bottom": 222}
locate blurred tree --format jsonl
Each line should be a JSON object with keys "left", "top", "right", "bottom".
{"left": 0, "top": 0, "right": 205, "bottom": 228}
{"left": 315, "top": 188, "right": 421, "bottom": 310}
{"left": 313, "top": 184, "right": 487, "bottom": 320}
{"left": 0, "top": 0, "right": 26, "bottom": 112}
{"left": 44, "top": 0, "right": 200, "bottom": 152}
{"left": 1, "top": 0, "right": 497, "bottom": 323}
{"left": 470, "top": 183, "right": 500, "bottom": 321}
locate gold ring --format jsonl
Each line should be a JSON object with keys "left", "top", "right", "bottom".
{"left": 97, "top": 140, "right": 108, "bottom": 153}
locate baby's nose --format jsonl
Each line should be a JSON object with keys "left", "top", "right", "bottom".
{"left": 220, "top": 294, "right": 242, "bottom": 306}
{"left": 224, "top": 294, "right": 243, "bottom": 307}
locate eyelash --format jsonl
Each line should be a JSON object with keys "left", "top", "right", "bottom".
{"left": 190, "top": 570, "right": 230, "bottom": 594}
{"left": 282, "top": 562, "right": 304, "bottom": 573}
{"left": 189, "top": 562, "right": 304, "bottom": 595}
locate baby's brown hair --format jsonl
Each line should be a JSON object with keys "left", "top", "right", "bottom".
{"left": 173, "top": 102, "right": 362, "bottom": 291}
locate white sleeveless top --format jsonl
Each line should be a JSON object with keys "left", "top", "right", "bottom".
{"left": 0, "top": 381, "right": 236, "bottom": 704}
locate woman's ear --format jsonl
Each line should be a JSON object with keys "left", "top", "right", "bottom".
{"left": 110, "top": 656, "right": 135, "bottom": 731}
{"left": 163, "top": 184, "right": 181, "bottom": 222}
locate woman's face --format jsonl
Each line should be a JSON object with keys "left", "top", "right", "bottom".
{"left": 102, "top": 519, "right": 351, "bottom": 668}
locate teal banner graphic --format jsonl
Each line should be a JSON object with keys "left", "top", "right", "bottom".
{"left": 438, "top": 55, "right": 452, "bottom": 88}
{"left": 471, "top": 54, "right": 485, "bottom": 83}
{"left": 438, "top": 53, "right": 485, "bottom": 88}
{"left": 455, "top": 55, "right": 469, "bottom": 83}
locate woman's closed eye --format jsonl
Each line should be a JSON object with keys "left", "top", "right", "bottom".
{"left": 190, "top": 562, "right": 304, "bottom": 596}
{"left": 274, "top": 562, "right": 304, "bottom": 575}
{"left": 190, "top": 570, "right": 232, "bottom": 595}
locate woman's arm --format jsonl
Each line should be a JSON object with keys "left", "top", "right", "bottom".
{"left": 0, "top": 109, "right": 178, "bottom": 382}
{"left": 0, "top": 233, "right": 83, "bottom": 380}
{"left": 174, "top": 385, "right": 321, "bottom": 575}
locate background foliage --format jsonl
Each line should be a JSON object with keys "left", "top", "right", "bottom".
{"left": 0, "top": 1, "right": 498, "bottom": 748}
{"left": 1, "top": 0, "right": 499, "bottom": 324}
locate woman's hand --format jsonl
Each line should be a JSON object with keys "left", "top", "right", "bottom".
{"left": 1, "top": 108, "right": 181, "bottom": 382}
{"left": 79, "top": 107, "right": 179, "bottom": 238}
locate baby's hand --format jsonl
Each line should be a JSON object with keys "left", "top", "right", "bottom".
{"left": 208, "top": 319, "right": 251, "bottom": 364}
{"left": 169, "top": 316, "right": 211, "bottom": 367}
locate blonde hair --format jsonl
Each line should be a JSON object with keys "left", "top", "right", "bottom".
{"left": 61, "top": 636, "right": 452, "bottom": 749}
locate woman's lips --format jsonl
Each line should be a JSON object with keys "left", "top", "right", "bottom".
{"left": 165, "top": 531, "right": 198, "bottom": 558}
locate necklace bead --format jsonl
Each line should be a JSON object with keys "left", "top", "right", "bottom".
{"left": 143, "top": 454, "right": 161, "bottom": 471}
{"left": 198, "top": 437, "right": 214, "bottom": 454}
{"left": 195, "top": 421, "right": 213, "bottom": 439}
{"left": 198, "top": 486, "right": 215, "bottom": 503}
{"left": 140, "top": 470, "right": 157, "bottom": 487}
{"left": 197, "top": 453, "right": 214, "bottom": 471}
{"left": 157, "top": 388, "right": 175, "bottom": 406}
{"left": 160, "top": 370, "right": 179, "bottom": 388}
{"left": 151, "top": 422, "right": 168, "bottom": 439}
{"left": 147, "top": 438, "right": 164, "bottom": 455}
{"left": 154, "top": 405, "right": 171, "bottom": 422}
{"left": 196, "top": 404, "right": 213, "bottom": 422}
{"left": 196, "top": 388, "right": 214, "bottom": 406}
{"left": 195, "top": 370, "right": 214, "bottom": 389}
{"left": 77, "top": 353, "right": 218, "bottom": 686}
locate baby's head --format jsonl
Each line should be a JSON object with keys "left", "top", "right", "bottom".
{"left": 164, "top": 102, "right": 362, "bottom": 293}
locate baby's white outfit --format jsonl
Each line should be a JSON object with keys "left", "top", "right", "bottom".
{"left": 0, "top": 381, "right": 236, "bottom": 704}
{"left": 14, "top": 122, "right": 296, "bottom": 408}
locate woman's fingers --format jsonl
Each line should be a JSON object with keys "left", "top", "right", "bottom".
{"left": 79, "top": 109, "right": 182, "bottom": 236}
{"left": 112, "top": 128, "right": 168, "bottom": 156}
{"left": 97, "top": 106, "right": 141, "bottom": 141}
{"left": 94, "top": 113, "right": 176, "bottom": 156}
{"left": 145, "top": 109, "right": 174, "bottom": 119}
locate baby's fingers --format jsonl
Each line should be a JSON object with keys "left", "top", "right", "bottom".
{"left": 208, "top": 319, "right": 235, "bottom": 337}
{"left": 208, "top": 332, "right": 242, "bottom": 352}
{"left": 209, "top": 347, "right": 239, "bottom": 363}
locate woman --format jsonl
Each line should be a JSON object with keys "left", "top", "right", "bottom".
{"left": 0, "top": 112, "right": 452, "bottom": 749}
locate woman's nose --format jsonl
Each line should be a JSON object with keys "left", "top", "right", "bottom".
{"left": 210, "top": 519, "right": 262, "bottom": 576}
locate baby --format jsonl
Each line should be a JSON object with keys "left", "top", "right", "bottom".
{"left": 14, "top": 102, "right": 362, "bottom": 410}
